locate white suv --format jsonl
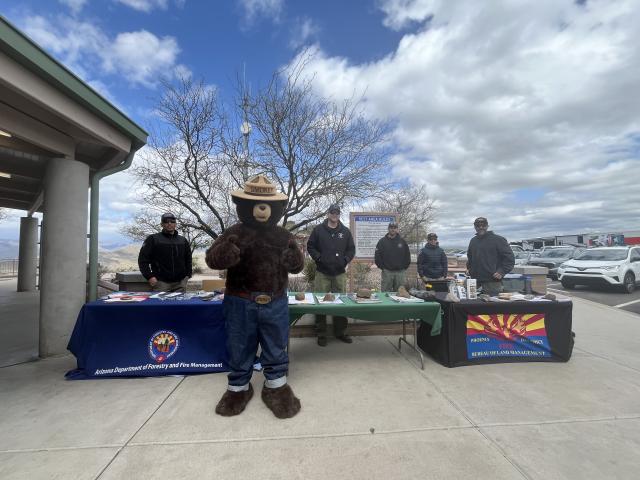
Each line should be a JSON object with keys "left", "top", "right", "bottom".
{"left": 557, "top": 247, "right": 640, "bottom": 293}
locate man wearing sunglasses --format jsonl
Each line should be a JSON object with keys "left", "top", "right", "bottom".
{"left": 138, "top": 212, "right": 193, "bottom": 292}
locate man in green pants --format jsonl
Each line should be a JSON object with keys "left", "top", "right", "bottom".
{"left": 306, "top": 204, "right": 356, "bottom": 347}
{"left": 375, "top": 222, "right": 411, "bottom": 291}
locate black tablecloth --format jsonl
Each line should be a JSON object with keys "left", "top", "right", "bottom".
{"left": 418, "top": 294, "right": 574, "bottom": 367}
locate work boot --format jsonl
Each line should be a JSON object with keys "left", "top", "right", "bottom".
{"left": 317, "top": 336, "right": 327, "bottom": 347}
{"left": 215, "top": 384, "right": 254, "bottom": 416}
{"left": 336, "top": 335, "right": 353, "bottom": 344}
{"left": 262, "top": 384, "right": 301, "bottom": 419}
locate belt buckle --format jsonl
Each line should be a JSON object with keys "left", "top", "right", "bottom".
{"left": 254, "top": 294, "right": 271, "bottom": 304}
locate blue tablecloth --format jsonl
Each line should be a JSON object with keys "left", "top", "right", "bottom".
{"left": 66, "top": 298, "right": 228, "bottom": 379}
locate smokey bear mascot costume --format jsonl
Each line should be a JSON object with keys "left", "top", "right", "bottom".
{"left": 205, "top": 175, "right": 304, "bottom": 418}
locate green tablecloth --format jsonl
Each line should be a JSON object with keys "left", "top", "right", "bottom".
{"left": 288, "top": 292, "right": 442, "bottom": 335}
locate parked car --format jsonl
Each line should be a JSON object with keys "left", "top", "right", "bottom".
{"left": 513, "top": 250, "right": 531, "bottom": 266}
{"left": 527, "top": 246, "right": 585, "bottom": 279}
{"left": 448, "top": 250, "right": 467, "bottom": 262}
{"left": 557, "top": 246, "right": 640, "bottom": 293}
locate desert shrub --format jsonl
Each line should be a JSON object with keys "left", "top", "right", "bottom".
{"left": 192, "top": 258, "right": 203, "bottom": 274}
{"left": 302, "top": 258, "right": 317, "bottom": 284}
{"left": 287, "top": 275, "right": 309, "bottom": 292}
{"left": 351, "top": 262, "right": 378, "bottom": 290}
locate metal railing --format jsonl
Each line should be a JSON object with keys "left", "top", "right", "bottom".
{"left": 0, "top": 258, "right": 18, "bottom": 277}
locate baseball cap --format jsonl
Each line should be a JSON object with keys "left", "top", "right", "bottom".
{"left": 328, "top": 204, "right": 341, "bottom": 213}
{"left": 161, "top": 212, "right": 177, "bottom": 222}
{"left": 388, "top": 222, "right": 398, "bottom": 228}
{"left": 427, "top": 232, "right": 438, "bottom": 240}
{"left": 473, "top": 217, "right": 488, "bottom": 226}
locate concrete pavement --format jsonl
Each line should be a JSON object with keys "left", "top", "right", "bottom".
{"left": 1, "top": 297, "right": 640, "bottom": 479}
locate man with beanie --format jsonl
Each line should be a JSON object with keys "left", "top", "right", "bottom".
{"left": 466, "top": 217, "right": 515, "bottom": 296}
{"left": 307, "top": 204, "right": 356, "bottom": 346}
{"left": 375, "top": 222, "right": 411, "bottom": 291}
{"left": 417, "top": 232, "right": 448, "bottom": 281}
{"left": 138, "top": 212, "right": 192, "bottom": 292}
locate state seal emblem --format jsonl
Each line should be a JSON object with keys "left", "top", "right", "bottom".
{"left": 149, "top": 330, "right": 179, "bottom": 363}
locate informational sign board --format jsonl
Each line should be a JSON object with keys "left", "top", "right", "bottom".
{"left": 350, "top": 212, "right": 397, "bottom": 260}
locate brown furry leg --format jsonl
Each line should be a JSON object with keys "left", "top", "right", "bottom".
{"left": 261, "top": 384, "right": 301, "bottom": 419}
{"left": 215, "top": 384, "right": 254, "bottom": 416}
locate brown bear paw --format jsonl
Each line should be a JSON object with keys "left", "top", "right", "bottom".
{"left": 261, "top": 384, "right": 301, "bottom": 419}
{"left": 215, "top": 384, "right": 254, "bottom": 416}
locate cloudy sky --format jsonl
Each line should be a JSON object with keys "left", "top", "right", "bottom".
{"left": 1, "top": 0, "right": 639, "bottom": 249}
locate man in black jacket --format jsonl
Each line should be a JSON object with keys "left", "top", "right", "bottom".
{"left": 306, "top": 204, "right": 355, "bottom": 346}
{"left": 138, "top": 212, "right": 193, "bottom": 292}
{"left": 466, "top": 217, "right": 515, "bottom": 296}
{"left": 417, "top": 232, "right": 448, "bottom": 281}
{"left": 375, "top": 222, "right": 411, "bottom": 291}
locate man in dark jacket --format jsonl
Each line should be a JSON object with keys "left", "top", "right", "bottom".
{"left": 306, "top": 204, "right": 355, "bottom": 346}
{"left": 466, "top": 217, "right": 515, "bottom": 296}
{"left": 138, "top": 212, "right": 192, "bottom": 292}
{"left": 417, "top": 232, "right": 448, "bottom": 281}
{"left": 375, "top": 222, "right": 411, "bottom": 291}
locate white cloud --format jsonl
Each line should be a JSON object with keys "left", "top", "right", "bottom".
{"left": 58, "top": 0, "right": 88, "bottom": 15}
{"left": 20, "top": 15, "right": 183, "bottom": 88}
{"left": 239, "top": 0, "right": 284, "bottom": 26}
{"left": 98, "top": 167, "right": 147, "bottom": 245}
{"left": 102, "top": 30, "right": 181, "bottom": 86}
{"left": 289, "top": 17, "right": 320, "bottom": 50}
{"left": 289, "top": 0, "right": 640, "bottom": 245}
{"left": 114, "top": 0, "right": 169, "bottom": 13}
{"left": 376, "top": 0, "right": 436, "bottom": 30}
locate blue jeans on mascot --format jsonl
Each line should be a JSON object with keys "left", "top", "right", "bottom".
{"left": 223, "top": 295, "right": 289, "bottom": 390}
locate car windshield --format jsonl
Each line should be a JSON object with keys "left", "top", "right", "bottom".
{"left": 514, "top": 251, "right": 529, "bottom": 259}
{"left": 575, "top": 249, "right": 628, "bottom": 261}
{"left": 544, "top": 249, "right": 573, "bottom": 258}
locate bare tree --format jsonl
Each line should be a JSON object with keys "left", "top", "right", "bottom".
{"left": 372, "top": 184, "right": 436, "bottom": 249}
{"left": 121, "top": 208, "right": 211, "bottom": 253}
{"left": 126, "top": 56, "right": 391, "bottom": 240}
{"left": 130, "top": 75, "right": 239, "bottom": 240}
{"left": 249, "top": 55, "right": 392, "bottom": 231}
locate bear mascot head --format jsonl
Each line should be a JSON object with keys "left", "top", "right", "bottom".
{"left": 205, "top": 174, "right": 304, "bottom": 419}
{"left": 231, "top": 174, "right": 287, "bottom": 229}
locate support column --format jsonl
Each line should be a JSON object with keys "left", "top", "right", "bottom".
{"left": 17, "top": 216, "right": 39, "bottom": 292}
{"left": 39, "top": 157, "right": 89, "bottom": 357}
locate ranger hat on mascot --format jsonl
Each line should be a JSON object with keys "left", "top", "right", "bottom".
{"left": 231, "top": 175, "right": 287, "bottom": 202}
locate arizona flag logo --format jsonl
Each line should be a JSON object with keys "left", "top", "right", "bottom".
{"left": 466, "top": 313, "right": 551, "bottom": 359}
{"left": 149, "top": 330, "right": 180, "bottom": 363}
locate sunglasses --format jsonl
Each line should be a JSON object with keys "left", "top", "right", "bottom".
{"left": 163, "top": 219, "right": 177, "bottom": 224}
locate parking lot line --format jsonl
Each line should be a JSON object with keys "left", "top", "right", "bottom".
{"left": 613, "top": 298, "right": 640, "bottom": 308}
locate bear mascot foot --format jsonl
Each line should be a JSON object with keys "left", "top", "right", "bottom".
{"left": 215, "top": 384, "right": 254, "bottom": 416}
{"left": 261, "top": 384, "right": 301, "bottom": 419}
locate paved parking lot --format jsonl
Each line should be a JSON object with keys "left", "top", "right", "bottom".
{"left": 547, "top": 279, "right": 640, "bottom": 316}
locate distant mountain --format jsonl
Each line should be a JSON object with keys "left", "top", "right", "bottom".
{"left": 99, "top": 243, "right": 212, "bottom": 273}
{"left": 0, "top": 239, "right": 213, "bottom": 273}
{"left": 0, "top": 239, "right": 19, "bottom": 259}
{"left": 99, "top": 241, "right": 131, "bottom": 251}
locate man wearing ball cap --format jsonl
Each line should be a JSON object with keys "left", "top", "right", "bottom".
{"left": 466, "top": 217, "right": 515, "bottom": 296}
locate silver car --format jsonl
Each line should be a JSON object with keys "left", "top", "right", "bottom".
{"left": 528, "top": 247, "right": 585, "bottom": 280}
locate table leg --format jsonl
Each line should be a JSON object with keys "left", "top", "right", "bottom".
{"left": 397, "top": 318, "right": 425, "bottom": 370}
